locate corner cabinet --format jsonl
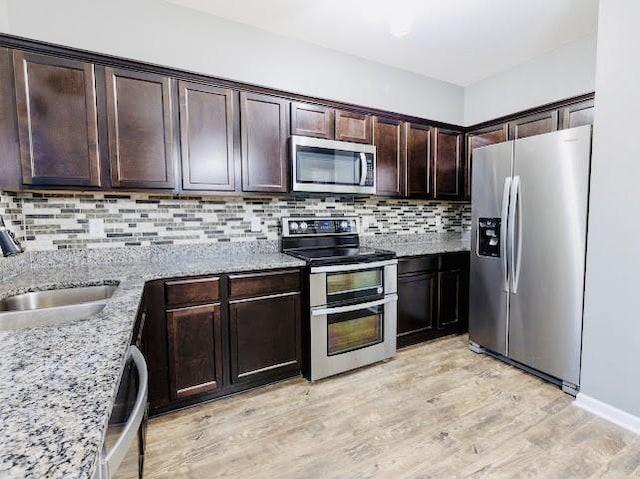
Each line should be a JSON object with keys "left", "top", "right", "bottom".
{"left": 144, "top": 268, "right": 303, "bottom": 415}
{"left": 12, "top": 51, "right": 102, "bottom": 187}
{"left": 433, "top": 128, "right": 464, "bottom": 201}
{"left": 105, "top": 67, "right": 178, "bottom": 189}
{"left": 404, "top": 123, "right": 432, "bottom": 198}
{"left": 397, "top": 252, "right": 469, "bottom": 348}
{"left": 240, "top": 92, "right": 290, "bottom": 193}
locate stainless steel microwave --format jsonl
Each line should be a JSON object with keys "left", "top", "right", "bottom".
{"left": 291, "top": 136, "right": 376, "bottom": 194}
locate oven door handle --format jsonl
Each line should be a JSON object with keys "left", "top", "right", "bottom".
{"left": 310, "top": 259, "right": 398, "bottom": 274}
{"left": 311, "top": 294, "right": 398, "bottom": 316}
{"left": 98, "top": 346, "right": 148, "bottom": 479}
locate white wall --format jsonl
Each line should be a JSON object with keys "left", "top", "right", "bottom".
{"left": 0, "top": 0, "right": 8, "bottom": 32}
{"left": 579, "top": 0, "right": 640, "bottom": 420}
{"left": 0, "top": 0, "right": 464, "bottom": 125}
{"left": 464, "top": 35, "right": 598, "bottom": 126}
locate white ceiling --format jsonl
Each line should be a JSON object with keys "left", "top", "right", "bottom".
{"left": 163, "top": 0, "right": 599, "bottom": 86}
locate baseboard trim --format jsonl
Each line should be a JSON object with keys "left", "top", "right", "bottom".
{"left": 575, "top": 393, "right": 640, "bottom": 435}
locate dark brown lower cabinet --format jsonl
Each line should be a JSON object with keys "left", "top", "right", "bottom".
{"left": 397, "top": 252, "right": 469, "bottom": 348}
{"left": 144, "top": 269, "right": 303, "bottom": 416}
{"left": 166, "top": 303, "right": 223, "bottom": 400}
{"left": 229, "top": 293, "right": 301, "bottom": 384}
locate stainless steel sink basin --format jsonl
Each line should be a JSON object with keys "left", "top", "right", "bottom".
{"left": 0, "top": 284, "right": 118, "bottom": 331}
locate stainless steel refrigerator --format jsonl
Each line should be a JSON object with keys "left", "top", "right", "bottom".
{"left": 469, "top": 125, "right": 592, "bottom": 396}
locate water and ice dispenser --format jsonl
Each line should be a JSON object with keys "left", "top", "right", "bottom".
{"left": 477, "top": 218, "right": 501, "bottom": 257}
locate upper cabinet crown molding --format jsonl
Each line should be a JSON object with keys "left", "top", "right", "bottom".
{"left": 105, "top": 67, "right": 177, "bottom": 190}
{"left": 12, "top": 51, "right": 101, "bottom": 187}
{"left": 178, "top": 81, "right": 237, "bottom": 192}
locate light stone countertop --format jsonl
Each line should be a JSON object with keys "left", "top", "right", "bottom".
{"left": 0, "top": 252, "right": 305, "bottom": 479}
{"left": 363, "top": 232, "right": 471, "bottom": 257}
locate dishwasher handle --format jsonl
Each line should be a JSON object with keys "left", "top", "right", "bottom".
{"left": 97, "top": 346, "right": 148, "bottom": 479}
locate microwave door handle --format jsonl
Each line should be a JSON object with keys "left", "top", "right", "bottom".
{"left": 359, "top": 152, "right": 368, "bottom": 186}
{"left": 101, "top": 346, "right": 148, "bottom": 478}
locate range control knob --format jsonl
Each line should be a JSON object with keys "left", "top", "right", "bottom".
{"left": 300, "top": 222, "right": 308, "bottom": 231}
{"left": 339, "top": 220, "right": 349, "bottom": 231}
{"left": 289, "top": 222, "right": 298, "bottom": 232}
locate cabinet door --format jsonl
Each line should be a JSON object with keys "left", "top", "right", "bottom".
{"left": 178, "top": 81, "right": 236, "bottom": 191}
{"left": 437, "top": 264, "right": 469, "bottom": 332}
{"left": 398, "top": 272, "right": 437, "bottom": 340}
{"left": 291, "top": 102, "right": 334, "bottom": 139}
{"left": 229, "top": 293, "right": 301, "bottom": 384}
{"left": 105, "top": 67, "right": 177, "bottom": 189}
{"left": 560, "top": 100, "right": 595, "bottom": 129}
{"left": 405, "top": 123, "right": 431, "bottom": 198}
{"left": 508, "top": 110, "right": 559, "bottom": 140}
{"left": 374, "top": 117, "right": 405, "bottom": 197}
{"left": 335, "top": 110, "right": 372, "bottom": 144}
{"left": 240, "top": 92, "right": 290, "bottom": 192}
{"left": 466, "top": 124, "right": 508, "bottom": 199}
{"left": 13, "top": 51, "right": 101, "bottom": 187}
{"left": 166, "top": 303, "right": 223, "bottom": 400}
{"left": 433, "top": 128, "right": 463, "bottom": 200}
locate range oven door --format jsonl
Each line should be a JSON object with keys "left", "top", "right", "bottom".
{"left": 94, "top": 346, "right": 148, "bottom": 479}
{"left": 291, "top": 135, "right": 376, "bottom": 194}
{"left": 309, "top": 260, "right": 398, "bottom": 308}
{"left": 310, "top": 295, "right": 398, "bottom": 381}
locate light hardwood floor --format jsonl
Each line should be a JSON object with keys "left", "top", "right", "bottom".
{"left": 145, "top": 335, "right": 640, "bottom": 478}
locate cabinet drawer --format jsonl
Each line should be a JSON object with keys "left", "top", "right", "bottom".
{"left": 229, "top": 269, "right": 301, "bottom": 299}
{"left": 165, "top": 277, "right": 220, "bottom": 306}
{"left": 439, "top": 252, "right": 470, "bottom": 271}
{"left": 398, "top": 255, "right": 439, "bottom": 275}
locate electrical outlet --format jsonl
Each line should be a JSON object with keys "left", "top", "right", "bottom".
{"left": 250, "top": 217, "right": 262, "bottom": 233}
{"left": 88, "top": 218, "right": 105, "bottom": 236}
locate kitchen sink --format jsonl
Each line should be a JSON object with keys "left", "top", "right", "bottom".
{"left": 0, "top": 284, "right": 118, "bottom": 331}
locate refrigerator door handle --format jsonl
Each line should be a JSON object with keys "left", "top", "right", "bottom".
{"left": 509, "top": 176, "right": 523, "bottom": 293}
{"left": 500, "top": 177, "right": 512, "bottom": 292}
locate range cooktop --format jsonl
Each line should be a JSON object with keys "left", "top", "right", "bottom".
{"left": 285, "top": 246, "right": 396, "bottom": 266}
{"left": 281, "top": 217, "right": 396, "bottom": 266}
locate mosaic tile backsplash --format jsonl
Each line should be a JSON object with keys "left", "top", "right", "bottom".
{"left": 0, "top": 191, "right": 471, "bottom": 252}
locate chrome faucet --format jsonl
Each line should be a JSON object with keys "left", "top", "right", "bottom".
{"left": 0, "top": 214, "right": 23, "bottom": 257}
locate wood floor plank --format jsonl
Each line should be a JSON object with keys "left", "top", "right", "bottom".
{"left": 144, "top": 334, "right": 640, "bottom": 479}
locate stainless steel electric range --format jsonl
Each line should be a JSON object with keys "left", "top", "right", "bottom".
{"left": 282, "top": 217, "right": 398, "bottom": 381}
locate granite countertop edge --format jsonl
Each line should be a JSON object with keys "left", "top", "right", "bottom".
{"left": 0, "top": 252, "right": 305, "bottom": 479}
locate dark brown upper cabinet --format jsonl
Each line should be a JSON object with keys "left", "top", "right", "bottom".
{"left": 12, "top": 51, "right": 101, "bottom": 187}
{"left": 508, "top": 110, "right": 559, "bottom": 140}
{"left": 335, "top": 109, "right": 373, "bottom": 144}
{"left": 432, "top": 128, "right": 463, "bottom": 200}
{"left": 166, "top": 303, "right": 224, "bottom": 400}
{"left": 240, "top": 92, "right": 290, "bottom": 193}
{"left": 404, "top": 123, "right": 431, "bottom": 198}
{"left": 291, "top": 101, "right": 335, "bottom": 139}
{"left": 466, "top": 124, "right": 508, "bottom": 199}
{"left": 178, "top": 81, "right": 237, "bottom": 192}
{"left": 560, "top": 99, "right": 595, "bottom": 129}
{"left": 373, "top": 116, "right": 405, "bottom": 197}
{"left": 105, "top": 67, "right": 177, "bottom": 189}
